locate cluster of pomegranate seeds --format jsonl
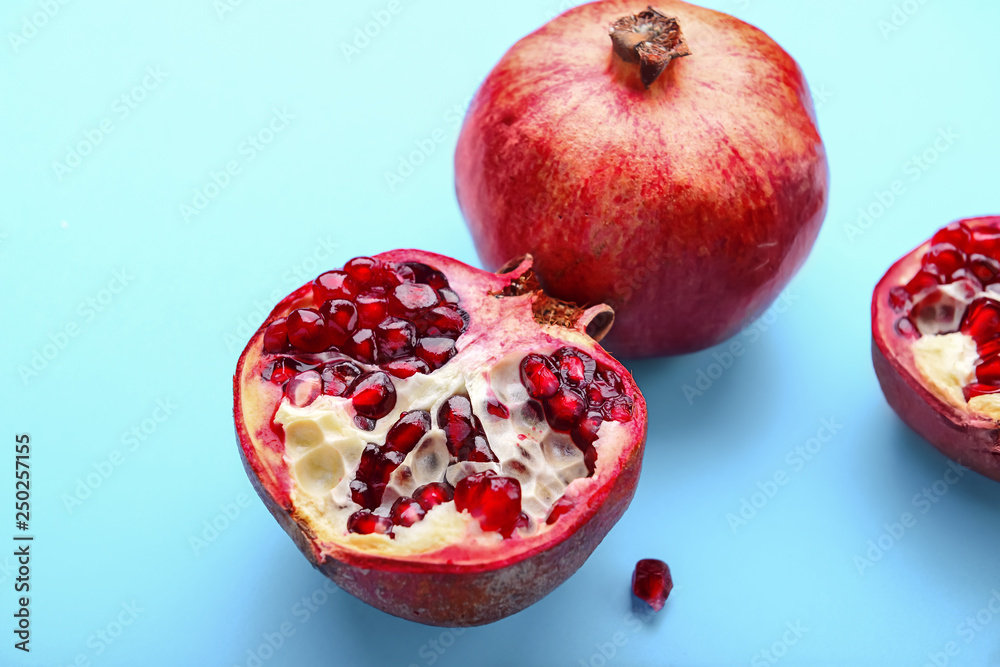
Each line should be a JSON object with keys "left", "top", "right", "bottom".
{"left": 349, "top": 480, "right": 455, "bottom": 538}
{"left": 632, "top": 559, "right": 673, "bottom": 612}
{"left": 453, "top": 471, "right": 524, "bottom": 538}
{"left": 350, "top": 410, "right": 431, "bottom": 511}
{"left": 888, "top": 221, "right": 1000, "bottom": 401}
{"left": 519, "top": 347, "right": 633, "bottom": 474}
{"left": 262, "top": 257, "right": 470, "bottom": 427}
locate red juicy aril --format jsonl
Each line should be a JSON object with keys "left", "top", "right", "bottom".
{"left": 872, "top": 216, "right": 1000, "bottom": 481}
{"left": 234, "top": 250, "right": 647, "bottom": 625}
{"left": 455, "top": 1, "right": 828, "bottom": 357}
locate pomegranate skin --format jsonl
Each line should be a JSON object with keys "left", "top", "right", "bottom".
{"left": 234, "top": 250, "right": 648, "bottom": 626}
{"left": 872, "top": 216, "right": 1000, "bottom": 482}
{"left": 455, "top": 0, "right": 829, "bottom": 357}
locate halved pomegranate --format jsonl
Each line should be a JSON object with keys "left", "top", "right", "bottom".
{"left": 872, "top": 216, "right": 1000, "bottom": 481}
{"left": 234, "top": 250, "right": 647, "bottom": 625}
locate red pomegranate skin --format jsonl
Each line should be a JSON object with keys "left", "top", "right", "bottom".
{"left": 455, "top": 0, "right": 829, "bottom": 357}
{"left": 872, "top": 216, "right": 1000, "bottom": 482}
{"left": 234, "top": 250, "right": 647, "bottom": 626}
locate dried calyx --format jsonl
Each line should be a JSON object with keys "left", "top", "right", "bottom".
{"left": 609, "top": 6, "right": 691, "bottom": 88}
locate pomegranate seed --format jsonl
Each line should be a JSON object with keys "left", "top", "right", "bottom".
{"left": 970, "top": 223, "right": 1000, "bottom": 256}
{"left": 904, "top": 270, "right": 942, "bottom": 296}
{"left": 356, "top": 442, "right": 380, "bottom": 480}
{"left": 349, "top": 328, "right": 380, "bottom": 364}
{"left": 460, "top": 434, "right": 498, "bottom": 463}
{"left": 413, "top": 482, "right": 454, "bottom": 509}
{"left": 286, "top": 308, "right": 333, "bottom": 353}
{"left": 374, "top": 450, "right": 406, "bottom": 484}
{"left": 486, "top": 399, "right": 509, "bottom": 419}
{"left": 961, "top": 298, "right": 1000, "bottom": 343}
{"left": 583, "top": 445, "right": 598, "bottom": 476}
{"left": 415, "top": 337, "right": 457, "bottom": 368}
{"left": 347, "top": 509, "right": 393, "bottom": 536}
{"left": 264, "top": 357, "right": 311, "bottom": 385}
{"left": 454, "top": 471, "right": 522, "bottom": 538}
{"left": 931, "top": 221, "right": 972, "bottom": 252}
{"left": 284, "top": 370, "right": 322, "bottom": 407}
{"left": 554, "top": 348, "right": 596, "bottom": 385}
{"left": 602, "top": 395, "right": 634, "bottom": 422}
{"left": 390, "top": 283, "right": 439, "bottom": 316}
{"left": 922, "top": 243, "right": 966, "bottom": 278}
{"left": 418, "top": 305, "right": 469, "bottom": 338}
{"left": 384, "top": 357, "right": 431, "bottom": 379}
{"left": 977, "top": 357, "right": 1000, "bottom": 385}
{"left": 319, "top": 300, "right": 358, "bottom": 344}
{"left": 571, "top": 410, "right": 603, "bottom": 452}
{"left": 398, "top": 262, "right": 448, "bottom": 289}
{"left": 355, "top": 415, "right": 376, "bottom": 431}
{"left": 385, "top": 410, "right": 431, "bottom": 454}
{"left": 350, "top": 479, "right": 376, "bottom": 509}
{"left": 376, "top": 317, "right": 417, "bottom": 359}
{"left": 963, "top": 383, "right": 1000, "bottom": 401}
{"left": 888, "top": 286, "right": 910, "bottom": 312}
{"left": 344, "top": 257, "right": 380, "bottom": 287}
{"left": 968, "top": 254, "right": 1000, "bottom": 284}
{"left": 979, "top": 338, "right": 1000, "bottom": 359}
{"left": 390, "top": 497, "right": 426, "bottom": 527}
{"left": 632, "top": 559, "right": 673, "bottom": 612}
{"left": 319, "top": 360, "right": 362, "bottom": 396}
{"left": 894, "top": 317, "right": 919, "bottom": 340}
{"left": 544, "top": 386, "right": 588, "bottom": 432}
{"left": 438, "top": 287, "right": 460, "bottom": 304}
{"left": 314, "top": 270, "right": 354, "bottom": 301}
{"left": 350, "top": 371, "right": 397, "bottom": 419}
{"left": 262, "top": 318, "right": 289, "bottom": 353}
{"left": 438, "top": 396, "right": 477, "bottom": 456}
{"left": 546, "top": 496, "right": 574, "bottom": 525}
{"left": 393, "top": 264, "right": 416, "bottom": 283}
{"left": 356, "top": 295, "right": 389, "bottom": 328}
{"left": 520, "top": 354, "right": 560, "bottom": 399}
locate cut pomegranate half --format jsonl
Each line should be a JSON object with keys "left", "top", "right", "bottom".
{"left": 872, "top": 216, "right": 1000, "bottom": 481}
{"left": 234, "top": 250, "right": 647, "bottom": 625}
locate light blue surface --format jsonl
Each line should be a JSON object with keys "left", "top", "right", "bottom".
{"left": 3, "top": 0, "right": 1000, "bottom": 665}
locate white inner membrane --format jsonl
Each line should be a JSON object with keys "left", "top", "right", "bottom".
{"left": 273, "top": 350, "right": 620, "bottom": 553}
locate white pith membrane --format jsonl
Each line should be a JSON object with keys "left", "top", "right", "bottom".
{"left": 906, "top": 279, "right": 1000, "bottom": 419}
{"left": 273, "top": 346, "right": 624, "bottom": 556}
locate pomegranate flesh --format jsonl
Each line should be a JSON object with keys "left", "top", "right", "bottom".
{"left": 234, "top": 251, "right": 647, "bottom": 625}
{"left": 872, "top": 216, "right": 1000, "bottom": 481}
{"left": 455, "top": 1, "right": 828, "bottom": 357}
{"left": 632, "top": 558, "right": 672, "bottom": 611}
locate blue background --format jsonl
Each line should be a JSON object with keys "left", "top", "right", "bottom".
{"left": 3, "top": 0, "right": 1000, "bottom": 665}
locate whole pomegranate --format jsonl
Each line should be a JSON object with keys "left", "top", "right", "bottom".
{"left": 233, "top": 250, "right": 647, "bottom": 625}
{"left": 455, "top": 1, "right": 829, "bottom": 356}
{"left": 873, "top": 216, "right": 1000, "bottom": 482}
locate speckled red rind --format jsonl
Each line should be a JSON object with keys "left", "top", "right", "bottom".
{"left": 872, "top": 216, "right": 1000, "bottom": 482}
{"left": 234, "top": 249, "right": 648, "bottom": 626}
{"left": 455, "top": 0, "right": 828, "bottom": 357}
